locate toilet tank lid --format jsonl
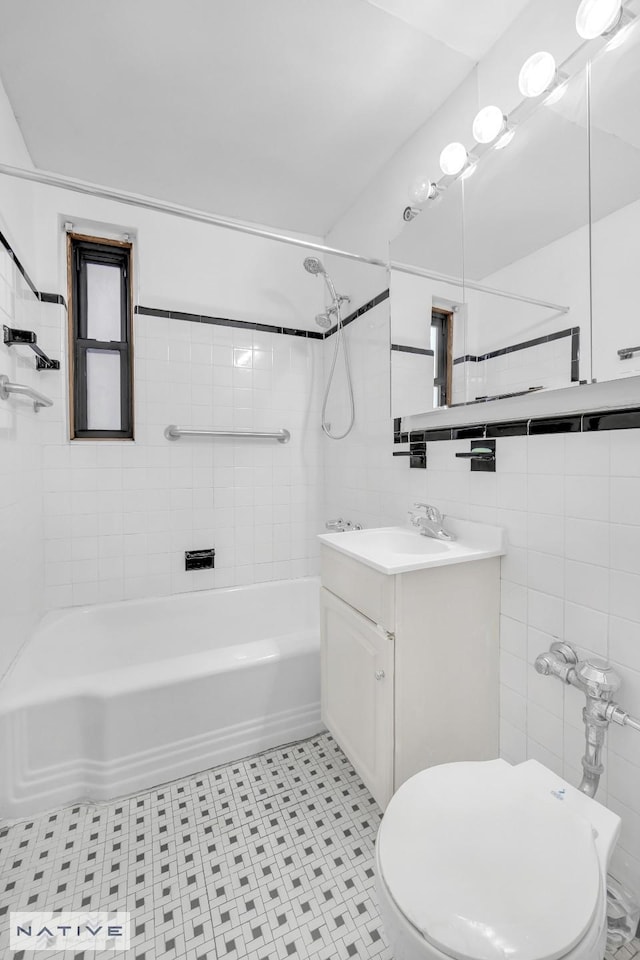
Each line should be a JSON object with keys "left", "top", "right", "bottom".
{"left": 377, "top": 759, "right": 607, "bottom": 960}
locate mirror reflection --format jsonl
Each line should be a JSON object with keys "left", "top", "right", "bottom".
{"left": 590, "top": 22, "right": 640, "bottom": 383}
{"left": 390, "top": 65, "right": 592, "bottom": 418}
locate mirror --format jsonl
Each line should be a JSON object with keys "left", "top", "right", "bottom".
{"left": 389, "top": 181, "right": 467, "bottom": 417}
{"left": 390, "top": 65, "right": 593, "bottom": 418}
{"left": 461, "top": 66, "right": 590, "bottom": 407}
{"left": 590, "top": 23, "right": 640, "bottom": 383}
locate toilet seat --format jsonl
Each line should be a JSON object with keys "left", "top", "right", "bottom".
{"left": 377, "top": 760, "right": 602, "bottom": 960}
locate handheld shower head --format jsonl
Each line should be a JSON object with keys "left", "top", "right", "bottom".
{"left": 301, "top": 257, "right": 354, "bottom": 438}
{"left": 302, "top": 256, "right": 338, "bottom": 301}
{"left": 303, "top": 256, "right": 326, "bottom": 276}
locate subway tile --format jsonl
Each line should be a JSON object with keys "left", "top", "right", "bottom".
{"left": 527, "top": 702, "right": 564, "bottom": 757}
{"left": 526, "top": 738, "right": 563, "bottom": 777}
{"left": 500, "top": 615, "right": 527, "bottom": 658}
{"left": 609, "top": 616, "right": 640, "bottom": 674}
{"left": 528, "top": 475, "right": 564, "bottom": 515}
{"left": 611, "top": 570, "right": 640, "bottom": 624}
{"left": 500, "top": 685, "right": 527, "bottom": 733}
{"left": 564, "top": 559, "right": 609, "bottom": 613}
{"left": 564, "top": 430, "right": 610, "bottom": 476}
{"left": 526, "top": 434, "right": 565, "bottom": 474}
{"left": 501, "top": 580, "right": 527, "bottom": 623}
{"left": 610, "top": 429, "right": 640, "bottom": 477}
{"left": 500, "top": 650, "right": 528, "bottom": 696}
{"left": 528, "top": 589, "right": 564, "bottom": 638}
{"left": 564, "top": 601, "right": 608, "bottom": 657}
{"left": 500, "top": 718, "right": 527, "bottom": 763}
{"left": 527, "top": 512, "right": 565, "bottom": 557}
{"left": 564, "top": 517, "right": 610, "bottom": 567}
{"left": 527, "top": 549, "right": 564, "bottom": 598}
{"left": 611, "top": 523, "right": 640, "bottom": 576}
{"left": 565, "top": 475, "right": 609, "bottom": 522}
{"left": 611, "top": 478, "right": 640, "bottom": 526}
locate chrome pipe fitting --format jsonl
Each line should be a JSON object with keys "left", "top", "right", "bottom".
{"left": 534, "top": 641, "right": 640, "bottom": 801}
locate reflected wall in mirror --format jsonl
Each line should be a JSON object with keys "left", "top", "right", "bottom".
{"left": 389, "top": 64, "right": 593, "bottom": 418}
{"left": 590, "top": 18, "right": 640, "bottom": 383}
{"left": 390, "top": 181, "right": 468, "bottom": 417}
{"left": 461, "top": 65, "right": 589, "bottom": 406}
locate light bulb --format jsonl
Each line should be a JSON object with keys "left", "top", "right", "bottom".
{"left": 439, "top": 142, "right": 468, "bottom": 176}
{"left": 472, "top": 105, "right": 506, "bottom": 144}
{"left": 408, "top": 175, "right": 438, "bottom": 204}
{"left": 576, "top": 0, "right": 622, "bottom": 38}
{"left": 494, "top": 128, "right": 516, "bottom": 150}
{"left": 518, "top": 51, "right": 557, "bottom": 98}
{"left": 544, "top": 79, "right": 568, "bottom": 105}
{"left": 605, "top": 16, "right": 636, "bottom": 49}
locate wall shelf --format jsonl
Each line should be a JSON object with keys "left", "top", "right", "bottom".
{"left": 3, "top": 325, "right": 60, "bottom": 370}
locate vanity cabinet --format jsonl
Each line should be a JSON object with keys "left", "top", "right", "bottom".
{"left": 320, "top": 544, "right": 501, "bottom": 809}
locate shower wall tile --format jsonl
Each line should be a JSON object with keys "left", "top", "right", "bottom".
{"left": 42, "top": 313, "right": 324, "bottom": 608}
{"left": 0, "top": 248, "right": 45, "bottom": 684}
{"left": 322, "top": 295, "right": 640, "bottom": 897}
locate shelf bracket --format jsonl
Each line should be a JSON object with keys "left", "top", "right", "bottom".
{"left": 3, "top": 325, "right": 60, "bottom": 370}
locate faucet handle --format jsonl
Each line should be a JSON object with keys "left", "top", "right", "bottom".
{"left": 413, "top": 502, "right": 442, "bottom": 522}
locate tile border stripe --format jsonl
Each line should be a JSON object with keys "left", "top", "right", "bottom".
{"left": 391, "top": 344, "right": 434, "bottom": 356}
{"left": 0, "top": 219, "right": 389, "bottom": 341}
{"left": 394, "top": 406, "right": 640, "bottom": 450}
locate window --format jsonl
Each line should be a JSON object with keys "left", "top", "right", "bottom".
{"left": 68, "top": 235, "right": 133, "bottom": 439}
{"left": 431, "top": 308, "right": 453, "bottom": 408}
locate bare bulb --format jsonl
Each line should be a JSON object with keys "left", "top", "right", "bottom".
{"left": 409, "top": 176, "right": 438, "bottom": 204}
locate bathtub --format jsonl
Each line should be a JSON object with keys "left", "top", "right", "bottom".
{"left": 0, "top": 577, "right": 322, "bottom": 820}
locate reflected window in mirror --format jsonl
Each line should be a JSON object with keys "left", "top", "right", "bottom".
{"left": 432, "top": 308, "right": 453, "bottom": 408}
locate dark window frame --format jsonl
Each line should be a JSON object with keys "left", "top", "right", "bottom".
{"left": 431, "top": 308, "right": 453, "bottom": 408}
{"left": 68, "top": 235, "right": 134, "bottom": 440}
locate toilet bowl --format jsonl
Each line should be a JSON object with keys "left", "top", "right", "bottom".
{"left": 376, "top": 758, "right": 621, "bottom": 960}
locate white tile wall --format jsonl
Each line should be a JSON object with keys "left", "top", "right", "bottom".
{"left": 42, "top": 312, "right": 323, "bottom": 607}
{"left": 0, "top": 248, "right": 45, "bottom": 682}
{"left": 323, "top": 302, "right": 640, "bottom": 896}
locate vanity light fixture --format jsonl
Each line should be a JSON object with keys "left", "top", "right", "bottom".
{"left": 604, "top": 11, "right": 637, "bottom": 49}
{"left": 408, "top": 175, "right": 439, "bottom": 204}
{"left": 575, "top": 0, "right": 622, "bottom": 38}
{"left": 472, "top": 105, "right": 507, "bottom": 144}
{"left": 518, "top": 51, "right": 559, "bottom": 98}
{"left": 494, "top": 127, "right": 516, "bottom": 150}
{"left": 439, "top": 142, "right": 469, "bottom": 176}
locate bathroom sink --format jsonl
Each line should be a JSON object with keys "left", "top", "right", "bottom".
{"left": 318, "top": 518, "right": 505, "bottom": 575}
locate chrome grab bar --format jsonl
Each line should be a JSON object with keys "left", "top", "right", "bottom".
{"left": 164, "top": 424, "right": 290, "bottom": 443}
{"left": 0, "top": 374, "right": 53, "bottom": 411}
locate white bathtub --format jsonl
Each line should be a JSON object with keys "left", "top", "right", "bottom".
{"left": 0, "top": 577, "right": 322, "bottom": 820}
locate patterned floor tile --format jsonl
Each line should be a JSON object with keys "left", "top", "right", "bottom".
{"left": 0, "top": 733, "right": 638, "bottom": 960}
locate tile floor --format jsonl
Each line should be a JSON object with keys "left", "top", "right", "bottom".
{"left": 0, "top": 734, "right": 389, "bottom": 960}
{"left": 0, "top": 732, "right": 638, "bottom": 960}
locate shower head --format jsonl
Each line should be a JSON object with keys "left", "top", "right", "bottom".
{"left": 303, "top": 255, "right": 338, "bottom": 302}
{"left": 303, "top": 256, "right": 326, "bottom": 276}
{"left": 315, "top": 313, "right": 333, "bottom": 329}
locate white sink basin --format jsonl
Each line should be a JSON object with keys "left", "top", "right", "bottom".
{"left": 318, "top": 518, "right": 505, "bottom": 575}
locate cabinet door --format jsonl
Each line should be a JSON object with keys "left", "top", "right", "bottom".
{"left": 320, "top": 587, "right": 394, "bottom": 809}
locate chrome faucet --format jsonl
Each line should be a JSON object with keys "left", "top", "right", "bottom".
{"left": 325, "top": 518, "right": 362, "bottom": 533}
{"left": 408, "top": 503, "right": 455, "bottom": 541}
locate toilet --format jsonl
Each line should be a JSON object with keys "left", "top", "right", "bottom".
{"left": 376, "top": 758, "right": 621, "bottom": 960}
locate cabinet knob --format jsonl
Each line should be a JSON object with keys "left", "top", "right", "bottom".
{"left": 375, "top": 670, "right": 386, "bottom": 681}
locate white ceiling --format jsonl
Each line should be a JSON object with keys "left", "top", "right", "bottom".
{"left": 0, "top": 0, "right": 531, "bottom": 236}
{"left": 364, "top": 0, "right": 532, "bottom": 61}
